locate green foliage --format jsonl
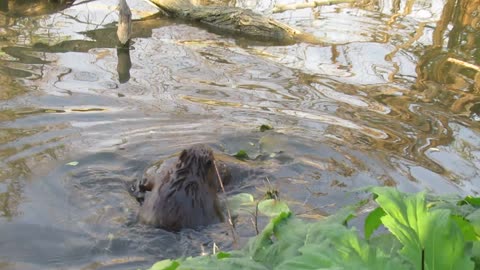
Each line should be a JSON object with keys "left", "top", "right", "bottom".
{"left": 233, "top": 150, "right": 249, "bottom": 160}
{"left": 150, "top": 260, "right": 179, "bottom": 270}
{"left": 150, "top": 188, "right": 480, "bottom": 270}
{"left": 257, "top": 199, "right": 290, "bottom": 217}
{"left": 259, "top": 124, "right": 273, "bottom": 132}
{"left": 216, "top": 252, "right": 231, "bottom": 259}
{"left": 370, "top": 187, "right": 474, "bottom": 270}
{"left": 226, "top": 193, "right": 255, "bottom": 215}
{"left": 459, "top": 196, "right": 480, "bottom": 207}
{"left": 364, "top": 207, "right": 385, "bottom": 240}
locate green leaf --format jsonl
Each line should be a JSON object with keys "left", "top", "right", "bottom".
{"left": 323, "top": 204, "right": 357, "bottom": 225}
{"left": 368, "top": 233, "right": 403, "bottom": 257}
{"left": 466, "top": 208, "right": 480, "bottom": 236}
{"left": 257, "top": 199, "right": 290, "bottom": 217}
{"left": 259, "top": 124, "right": 273, "bottom": 132}
{"left": 365, "top": 207, "right": 386, "bottom": 240}
{"left": 451, "top": 215, "right": 478, "bottom": 241}
{"left": 471, "top": 242, "right": 480, "bottom": 266}
{"left": 66, "top": 161, "right": 79, "bottom": 166}
{"left": 371, "top": 187, "right": 475, "bottom": 270}
{"left": 177, "top": 256, "right": 268, "bottom": 270}
{"left": 148, "top": 188, "right": 480, "bottom": 270}
{"left": 150, "top": 260, "right": 179, "bottom": 270}
{"left": 226, "top": 193, "right": 255, "bottom": 215}
{"left": 216, "top": 252, "right": 231, "bottom": 259}
{"left": 245, "top": 211, "right": 293, "bottom": 261}
{"left": 233, "top": 150, "right": 249, "bottom": 160}
{"left": 458, "top": 196, "right": 480, "bottom": 207}
{"left": 278, "top": 223, "right": 410, "bottom": 270}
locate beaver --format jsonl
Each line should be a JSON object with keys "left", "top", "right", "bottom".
{"left": 131, "top": 144, "right": 228, "bottom": 231}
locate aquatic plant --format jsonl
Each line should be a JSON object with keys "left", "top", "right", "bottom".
{"left": 150, "top": 187, "right": 480, "bottom": 270}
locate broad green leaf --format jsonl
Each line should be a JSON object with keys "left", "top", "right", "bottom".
{"left": 458, "top": 196, "right": 480, "bottom": 207}
{"left": 244, "top": 211, "right": 293, "bottom": 262}
{"left": 149, "top": 188, "right": 480, "bottom": 270}
{"left": 226, "top": 193, "right": 255, "bottom": 215}
{"left": 430, "top": 199, "right": 476, "bottom": 218}
{"left": 279, "top": 223, "right": 411, "bottom": 270}
{"left": 372, "top": 187, "right": 474, "bottom": 270}
{"left": 371, "top": 187, "right": 427, "bottom": 265}
{"left": 369, "top": 233, "right": 403, "bottom": 258}
{"left": 365, "top": 207, "right": 386, "bottom": 240}
{"left": 421, "top": 209, "right": 473, "bottom": 269}
{"left": 466, "top": 208, "right": 480, "bottom": 236}
{"left": 257, "top": 199, "right": 290, "bottom": 217}
{"left": 471, "top": 242, "right": 480, "bottom": 266}
{"left": 150, "top": 259, "right": 179, "bottom": 270}
{"left": 451, "top": 215, "right": 478, "bottom": 241}
{"left": 177, "top": 256, "right": 268, "bottom": 270}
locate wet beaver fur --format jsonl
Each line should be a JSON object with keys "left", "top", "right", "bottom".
{"left": 132, "top": 144, "right": 226, "bottom": 231}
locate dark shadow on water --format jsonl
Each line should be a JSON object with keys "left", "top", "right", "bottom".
{"left": 117, "top": 46, "right": 132, "bottom": 84}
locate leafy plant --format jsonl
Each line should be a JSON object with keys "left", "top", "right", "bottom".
{"left": 367, "top": 187, "right": 475, "bottom": 270}
{"left": 259, "top": 124, "right": 273, "bottom": 132}
{"left": 233, "top": 150, "right": 249, "bottom": 160}
{"left": 149, "top": 187, "right": 480, "bottom": 270}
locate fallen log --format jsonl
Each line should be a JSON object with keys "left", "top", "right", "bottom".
{"left": 147, "top": 0, "right": 305, "bottom": 44}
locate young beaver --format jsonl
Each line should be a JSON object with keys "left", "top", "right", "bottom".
{"left": 134, "top": 144, "right": 225, "bottom": 231}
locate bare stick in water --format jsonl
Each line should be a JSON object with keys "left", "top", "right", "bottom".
{"left": 273, "top": 0, "right": 355, "bottom": 13}
{"left": 213, "top": 160, "right": 238, "bottom": 246}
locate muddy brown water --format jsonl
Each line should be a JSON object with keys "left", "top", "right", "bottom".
{"left": 0, "top": 0, "right": 479, "bottom": 269}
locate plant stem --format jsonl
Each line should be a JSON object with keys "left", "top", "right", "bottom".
{"left": 214, "top": 160, "right": 238, "bottom": 246}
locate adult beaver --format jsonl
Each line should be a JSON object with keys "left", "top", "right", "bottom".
{"left": 131, "top": 144, "right": 227, "bottom": 231}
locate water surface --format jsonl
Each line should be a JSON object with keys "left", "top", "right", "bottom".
{"left": 0, "top": 0, "right": 479, "bottom": 268}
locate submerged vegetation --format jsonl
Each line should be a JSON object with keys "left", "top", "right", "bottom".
{"left": 150, "top": 187, "right": 480, "bottom": 270}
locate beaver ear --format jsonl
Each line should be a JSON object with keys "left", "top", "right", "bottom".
{"left": 179, "top": 149, "right": 187, "bottom": 161}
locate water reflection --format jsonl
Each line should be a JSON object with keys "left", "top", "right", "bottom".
{"left": 116, "top": 47, "right": 132, "bottom": 83}
{"left": 416, "top": 0, "right": 480, "bottom": 119}
{"left": 0, "top": 0, "right": 74, "bottom": 18}
{"left": 0, "top": 0, "right": 479, "bottom": 268}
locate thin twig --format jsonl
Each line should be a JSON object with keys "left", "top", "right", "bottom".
{"left": 273, "top": 0, "right": 355, "bottom": 13}
{"left": 214, "top": 160, "right": 238, "bottom": 246}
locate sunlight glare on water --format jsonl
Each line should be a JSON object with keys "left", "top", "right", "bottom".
{"left": 0, "top": 0, "right": 479, "bottom": 268}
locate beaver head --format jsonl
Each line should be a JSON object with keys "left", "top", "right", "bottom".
{"left": 174, "top": 144, "right": 219, "bottom": 191}
{"left": 138, "top": 144, "right": 224, "bottom": 230}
